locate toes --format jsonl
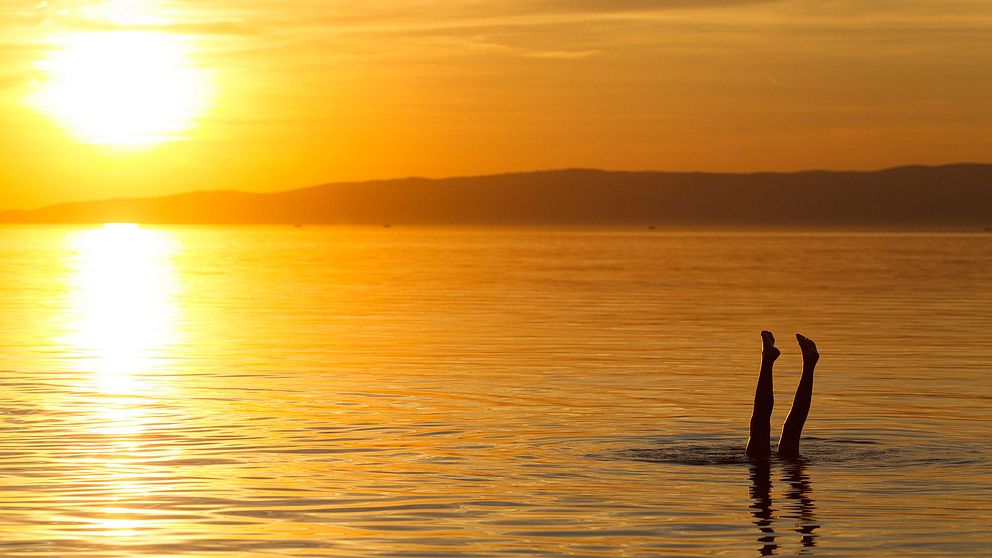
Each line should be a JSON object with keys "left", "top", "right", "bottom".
{"left": 761, "top": 331, "right": 775, "bottom": 347}
{"left": 795, "top": 333, "right": 817, "bottom": 351}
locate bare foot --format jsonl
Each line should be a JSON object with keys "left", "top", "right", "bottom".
{"left": 761, "top": 330, "right": 780, "bottom": 361}
{"left": 796, "top": 333, "right": 819, "bottom": 366}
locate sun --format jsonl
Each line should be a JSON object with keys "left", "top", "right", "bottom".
{"left": 30, "top": 31, "right": 211, "bottom": 148}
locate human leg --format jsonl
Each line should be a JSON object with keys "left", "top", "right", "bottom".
{"left": 777, "top": 334, "right": 819, "bottom": 460}
{"left": 746, "top": 331, "right": 779, "bottom": 458}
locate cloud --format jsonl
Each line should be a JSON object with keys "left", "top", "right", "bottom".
{"left": 68, "top": 19, "right": 262, "bottom": 36}
{"left": 523, "top": 49, "right": 601, "bottom": 59}
{"left": 519, "top": 0, "right": 781, "bottom": 13}
{"left": 180, "top": 0, "right": 787, "bottom": 36}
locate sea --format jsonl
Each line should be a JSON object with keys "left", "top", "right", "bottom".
{"left": 0, "top": 225, "right": 989, "bottom": 556}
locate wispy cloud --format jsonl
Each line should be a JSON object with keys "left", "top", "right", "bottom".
{"left": 523, "top": 49, "right": 600, "bottom": 59}
{"left": 516, "top": 0, "right": 782, "bottom": 14}
{"left": 67, "top": 19, "right": 262, "bottom": 35}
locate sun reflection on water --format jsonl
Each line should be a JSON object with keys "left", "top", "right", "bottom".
{"left": 54, "top": 224, "right": 186, "bottom": 540}
{"left": 64, "top": 223, "right": 179, "bottom": 395}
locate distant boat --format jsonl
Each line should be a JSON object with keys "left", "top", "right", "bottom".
{"left": 648, "top": 225, "right": 656, "bottom": 230}
{"left": 383, "top": 224, "right": 392, "bottom": 228}
{"left": 294, "top": 224, "right": 302, "bottom": 228}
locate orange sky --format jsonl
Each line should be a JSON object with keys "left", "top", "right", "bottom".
{"left": 1, "top": 0, "right": 990, "bottom": 210}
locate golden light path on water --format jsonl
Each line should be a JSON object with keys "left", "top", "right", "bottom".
{"left": 65, "top": 223, "right": 178, "bottom": 396}
{"left": 59, "top": 224, "right": 182, "bottom": 538}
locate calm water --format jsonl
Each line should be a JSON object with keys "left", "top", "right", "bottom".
{"left": 0, "top": 225, "right": 989, "bottom": 557}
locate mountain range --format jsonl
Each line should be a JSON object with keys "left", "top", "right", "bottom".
{"left": 3, "top": 164, "right": 990, "bottom": 227}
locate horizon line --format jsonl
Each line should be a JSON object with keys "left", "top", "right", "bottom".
{"left": 5, "top": 161, "right": 989, "bottom": 214}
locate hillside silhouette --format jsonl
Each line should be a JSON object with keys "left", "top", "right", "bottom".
{"left": 2, "top": 164, "right": 990, "bottom": 226}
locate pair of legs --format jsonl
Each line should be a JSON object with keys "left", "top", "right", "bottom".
{"left": 745, "top": 331, "right": 819, "bottom": 460}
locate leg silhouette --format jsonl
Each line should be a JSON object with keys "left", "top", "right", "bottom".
{"left": 746, "top": 331, "right": 779, "bottom": 459}
{"left": 777, "top": 334, "right": 819, "bottom": 460}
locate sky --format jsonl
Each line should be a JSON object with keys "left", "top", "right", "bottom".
{"left": 1, "top": 0, "right": 990, "bottom": 209}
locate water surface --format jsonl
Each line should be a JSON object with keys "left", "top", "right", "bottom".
{"left": 1, "top": 225, "right": 989, "bottom": 556}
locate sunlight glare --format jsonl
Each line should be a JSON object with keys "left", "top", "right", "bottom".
{"left": 83, "top": 0, "right": 171, "bottom": 26}
{"left": 30, "top": 31, "right": 211, "bottom": 147}
{"left": 65, "top": 224, "right": 178, "bottom": 394}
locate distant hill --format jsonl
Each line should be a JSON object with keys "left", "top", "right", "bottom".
{"left": 2, "top": 164, "right": 991, "bottom": 227}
